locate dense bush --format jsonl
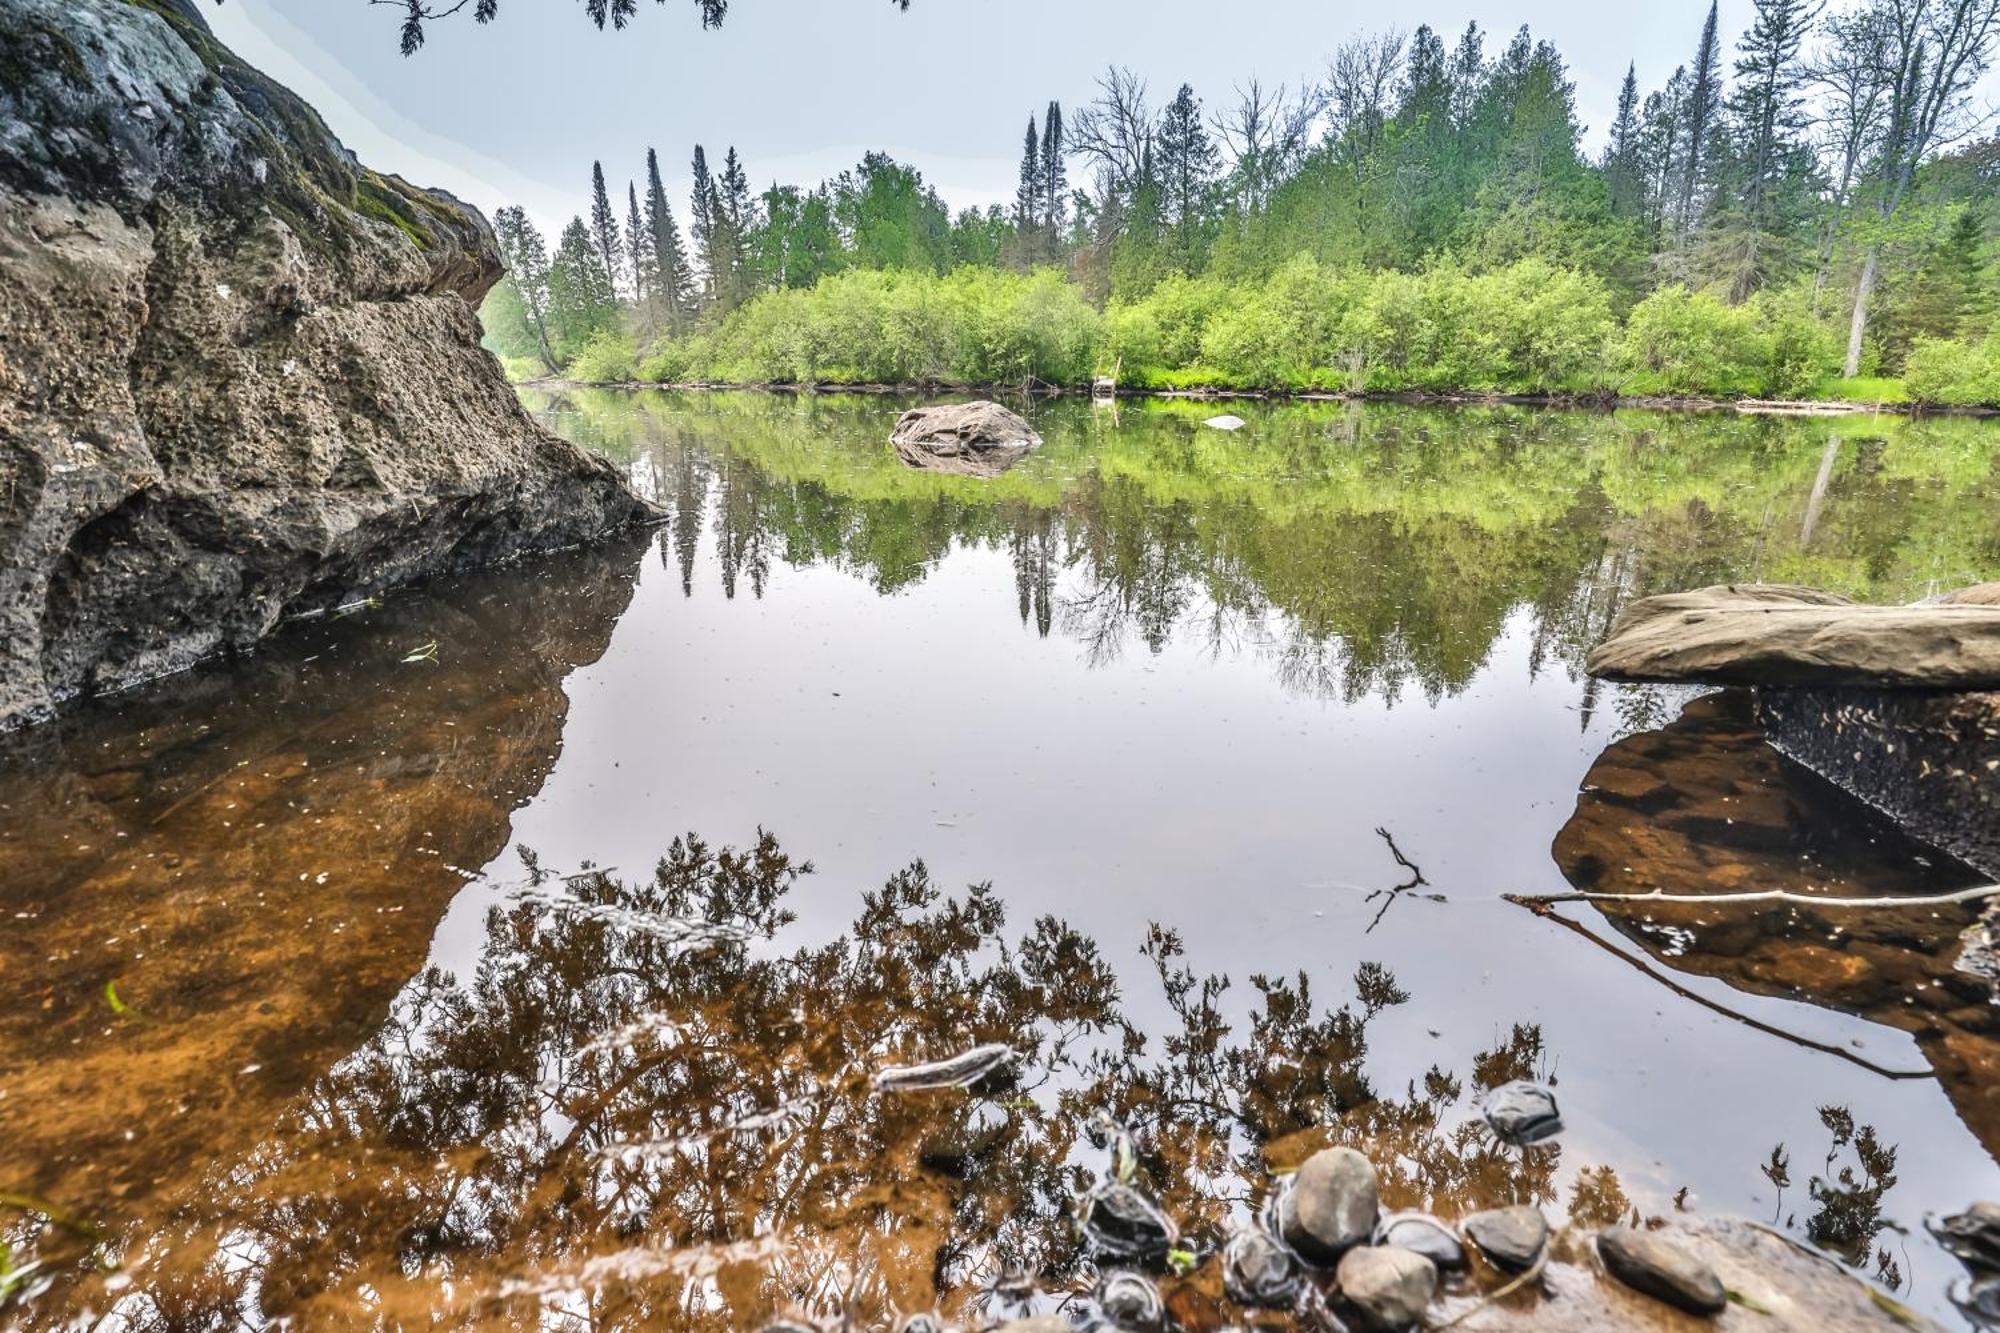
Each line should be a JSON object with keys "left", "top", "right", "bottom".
{"left": 566, "top": 329, "right": 639, "bottom": 384}
{"left": 1905, "top": 335, "right": 2000, "bottom": 407}
{"left": 610, "top": 261, "right": 1891, "bottom": 401}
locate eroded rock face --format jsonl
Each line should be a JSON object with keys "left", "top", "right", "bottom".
{"left": 0, "top": 0, "right": 648, "bottom": 730}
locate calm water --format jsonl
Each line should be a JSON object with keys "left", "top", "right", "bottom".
{"left": 1, "top": 391, "right": 1997, "bottom": 1328}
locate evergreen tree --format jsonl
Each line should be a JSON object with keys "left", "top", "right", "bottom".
{"left": 1677, "top": 2, "right": 1725, "bottom": 239}
{"left": 588, "top": 160, "right": 625, "bottom": 297}
{"left": 1041, "top": 101, "right": 1067, "bottom": 243}
{"left": 1707, "top": 0, "right": 1821, "bottom": 298}
{"left": 625, "top": 181, "right": 652, "bottom": 306}
{"left": 491, "top": 205, "right": 558, "bottom": 372}
{"left": 690, "top": 145, "right": 720, "bottom": 302}
{"left": 547, "top": 215, "right": 617, "bottom": 359}
{"left": 1155, "top": 83, "right": 1219, "bottom": 269}
{"left": 1015, "top": 118, "right": 1042, "bottom": 234}
{"left": 645, "top": 148, "right": 694, "bottom": 325}
{"left": 1605, "top": 65, "right": 1644, "bottom": 215}
{"left": 715, "top": 148, "right": 756, "bottom": 307}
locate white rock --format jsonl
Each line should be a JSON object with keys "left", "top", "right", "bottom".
{"left": 1203, "top": 414, "right": 1247, "bottom": 431}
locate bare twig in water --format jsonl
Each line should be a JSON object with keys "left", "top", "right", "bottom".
{"left": 1364, "top": 827, "right": 1435, "bottom": 933}
{"left": 1505, "top": 884, "right": 2000, "bottom": 911}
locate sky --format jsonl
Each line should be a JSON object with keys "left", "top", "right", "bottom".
{"left": 206, "top": 0, "right": 1789, "bottom": 236}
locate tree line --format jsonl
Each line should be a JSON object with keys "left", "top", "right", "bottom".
{"left": 480, "top": 0, "right": 2000, "bottom": 403}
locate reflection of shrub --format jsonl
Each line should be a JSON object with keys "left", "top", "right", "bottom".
{"left": 1905, "top": 335, "right": 2000, "bottom": 407}
{"left": 566, "top": 330, "right": 637, "bottom": 384}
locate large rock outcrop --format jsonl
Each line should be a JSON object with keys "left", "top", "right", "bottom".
{"left": 0, "top": 0, "right": 649, "bottom": 730}
{"left": 889, "top": 399, "right": 1042, "bottom": 477}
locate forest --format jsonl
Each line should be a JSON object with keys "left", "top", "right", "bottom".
{"left": 478, "top": 0, "right": 2000, "bottom": 405}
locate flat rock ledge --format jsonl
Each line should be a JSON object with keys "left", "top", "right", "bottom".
{"left": 0, "top": 0, "right": 650, "bottom": 730}
{"left": 1587, "top": 584, "right": 2000, "bottom": 690}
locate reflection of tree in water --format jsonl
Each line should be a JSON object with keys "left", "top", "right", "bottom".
{"left": 540, "top": 391, "right": 2000, "bottom": 711}
{"left": 67, "top": 833, "right": 1582, "bottom": 1330}
{"left": 1762, "top": 1107, "right": 1904, "bottom": 1290}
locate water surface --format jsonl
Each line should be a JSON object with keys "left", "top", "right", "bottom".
{"left": 1, "top": 391, "right": 1996, "bottom": 1327}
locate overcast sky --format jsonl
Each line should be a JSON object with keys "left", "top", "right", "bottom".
{"left": 208, "top": 0, "right": 1795, "bottom": 235}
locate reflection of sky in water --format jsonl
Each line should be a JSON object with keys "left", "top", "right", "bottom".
{"left": 432, "top": 390, "right": 2000, "bottom": 1317}
{"left": 4, "top": 393, "right": 1997, "bottom": 1324}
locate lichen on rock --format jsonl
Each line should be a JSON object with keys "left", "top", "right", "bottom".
{"left": 0, "top": 0, "right": 650, "bottom": 730}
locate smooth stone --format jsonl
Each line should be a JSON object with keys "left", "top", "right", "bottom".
{"left": 1203, "top": 414, "right": 1247, "bottom": 431}
{"left": 1335, "top": 1244, "right": 1439, "bottom": 1331}
{"left": 1279, "top": 1147, "right": 1380, "bottom": 1264}
{"left": 1374, "top": 1213, "right": 1466, "bottom": 1271}
{"left": 1222, "top": 1227, "right": 1301, "bottom": 1307}
{"left": 1597, "top": 1226, "right": 1728, "bottom": 1316}
{"left": 1096, "top": 1270, "right": 1165, "bottom": 1329}
{"left": 1481, "top": 1080, "right": 1563, "bottom": 1145}
{"left": 1461, "top": 1205, "right": 1549, "bottom": 1272}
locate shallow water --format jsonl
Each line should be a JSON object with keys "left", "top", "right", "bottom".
{"left": 1, "top": 391, "right": 1997, "bottom": 1328}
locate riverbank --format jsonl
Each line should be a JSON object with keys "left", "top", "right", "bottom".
{"left": 515, "top": 376, "right": 1997, "bottom": 417}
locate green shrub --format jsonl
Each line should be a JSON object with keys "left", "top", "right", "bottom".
{"left": 1905, "top": 336, "right": 2000, "bottom": 407}
{"left": 566, "top": 329, "right": 638, "bottom": 384}
{"left": 1619, "top": 286, "right": 1767, "bottom": 395}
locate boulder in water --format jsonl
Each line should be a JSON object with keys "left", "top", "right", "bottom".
{"left": 889, "top": 401, "right": 1041, "bottom": 477}
{"left": 1278, "top": 1146, "right": 1378, "bottom": 1264}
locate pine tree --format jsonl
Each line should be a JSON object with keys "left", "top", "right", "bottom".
{"left": 690, "top": 145, "right": 719, "bottom": 302}
{"left": 1677, "top": 1, "right": 1724, "bottom": 239}
{"left": 645, "top": 148, "right": 694, "bottom": 325}
{"left": 625, "top": 181, "right": 651, "bottom": 306}
{"left": 1041, "top": 101, "right": 1067, "bottom": 243}
{"left": 1015, "top": 118, "right": 1042, "bottom": 234}
{"left": 588, "top": 161, "right": 625, "bottom": 297}
{"left": 547, "top": 215, "right": 617, "bottom": 358}
{"left": 716, "top": 148, "right": 755, "bottom": 307}
{"left": 1155, "top": 83, "right": 1219, "bottom": 269}
{"left": 1604, "top": 64, "right": 1643, "bottom": 216}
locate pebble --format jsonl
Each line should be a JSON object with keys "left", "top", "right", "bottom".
{"left": 1374, "top": 1212, "right": 1466, "bottom": 1271}
{"left": 1461, "top": 1205, "right": 1549, "bottom": 1272}
{"left": 1481, "top": 1080, "right": 1563, "bottom": 1145}
{"left": 1336, "top": 1244, "right": 1439, "bottom": 1331}
{"left": 1597, "top": 1226, "right": 1727, "bottom": 1316}
{"left": 1223, "top": 1227, "right": 1301, "bottom": 1307}
{"left": 1279, "top": 1146, "right": 1379, "bottom": 1264}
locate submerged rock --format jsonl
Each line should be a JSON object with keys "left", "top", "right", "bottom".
{"left": 1203, "top": 414, "right": 1247, "bottom": 431}
{"left": 889, "top": 401, "right": 1042, "bottom": 477}
{"left": 1596, "top": 1226, "right": 1727, "bottom": 1316}
{"left": 1079, "top": 1180, "right": 1179, "bottom": 1263}
{"left": 1094, "top": 1271, "right": 1165, "bottom": 1329}
{"left": 1373, "top": 1213, "right": 1466, "bottom": 1271}
{"left": 873, "top": 1042, "right": 1018, "bottom": 1092}
{"left": 1461, "top": 1205, "right": 1549, "bottom": 1272}
{"left": 1586, "top": 583, "right": 2000, "bottom": 689}
{"left": 1335, "top": 1244, "right": 1438, "bottom": 1331}
{"left": 0, "top": 0, "right": 648, "bottom": 731}
{"left": 1278, "top": 1146, "right": 1378, "bottom": 1264}
{"left": 1481, "top": 1080, "right": 1563, "bottom": 1145}
{"left": 1222, "top": 1227, "right": 1301, "bottom": 1307}
{"left": 1933, "top": 1202, "right": 2000, "bottom": 1274}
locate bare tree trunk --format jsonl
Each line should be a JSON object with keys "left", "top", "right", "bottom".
{"left": 1843, "top": 248, "right": 1879, "bottom": 379}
